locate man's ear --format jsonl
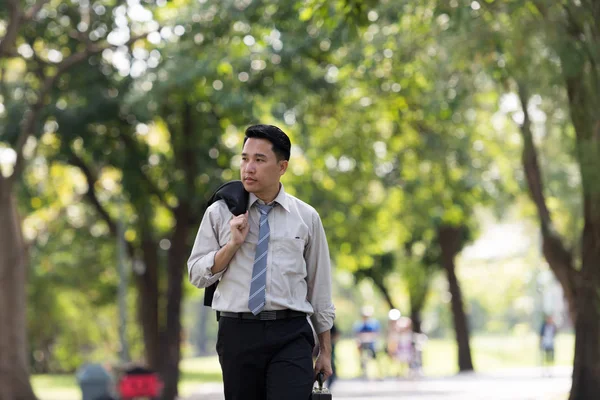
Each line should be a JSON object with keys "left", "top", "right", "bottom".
{"left": 279, "top": 160, "right": 289, "bottom": 176}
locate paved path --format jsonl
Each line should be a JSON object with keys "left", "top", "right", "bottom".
{"left": 184, "top": 366, "right": 571, "bottom": 400}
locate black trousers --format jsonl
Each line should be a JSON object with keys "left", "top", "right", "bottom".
{"left": 216, "top": 315, "right": 315, "bottom": 400}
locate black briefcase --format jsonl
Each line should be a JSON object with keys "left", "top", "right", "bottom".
{"left": 310, "top": 373, "right": 332, "bottom": 399}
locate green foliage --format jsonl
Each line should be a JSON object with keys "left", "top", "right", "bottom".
{"left": 26, "top": 208, "right": 143, "bottom": 372}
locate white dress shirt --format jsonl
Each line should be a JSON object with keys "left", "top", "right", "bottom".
{"left": 188, "top": 184, "right": 335, "bottom": 334}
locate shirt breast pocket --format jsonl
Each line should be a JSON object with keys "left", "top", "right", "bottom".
{"left": 271, "top": 237, "right": 307, "bottom": 298}
{"left": 272, "top": 237, "right": 306, "bottom": 275}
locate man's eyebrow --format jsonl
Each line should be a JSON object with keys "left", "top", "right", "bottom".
{"left": 241, "top": 152, "right": 268, "bottom": 158}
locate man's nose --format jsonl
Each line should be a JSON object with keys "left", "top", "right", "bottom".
{"left": 244, "top": 163, "right": 255, "bottom": 173}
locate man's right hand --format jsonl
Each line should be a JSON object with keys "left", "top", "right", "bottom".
{"left": 229, "top": 211, "right": 249, "bottom": 246}
{"left": 211, "top": 211, "right": 249, "bottom": 275}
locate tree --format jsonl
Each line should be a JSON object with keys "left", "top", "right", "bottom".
{"left": 0, "top": 1, "right": 152, "bottom": 397}
{"left": 439, "top": 0, "right": 600, "bottom": 396}
{"left": 438, "top": 0, "right": 600, "bottom": 400}
{"left": 528, "top": 2, "right": 600, "bottom": 398}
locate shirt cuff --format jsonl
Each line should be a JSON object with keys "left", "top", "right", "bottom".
{"left": 188, "top": 250, "right": 226, "bottom": 288}
{"left": 310, "top": 304, "right": 335, "bottom": 334}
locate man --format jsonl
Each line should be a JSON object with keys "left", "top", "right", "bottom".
{"left": 188, "top": 124, "right": 335, "bottom": 400}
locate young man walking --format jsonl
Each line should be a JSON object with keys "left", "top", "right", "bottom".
{"left": 188, "top": 124, "right": 335, "bottom": 399}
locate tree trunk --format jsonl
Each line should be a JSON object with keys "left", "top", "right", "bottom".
{"left": 410, "top": 307, "right": 423, "bottom": 334}
{"left": 0, "top": 178, "right": 38, "bottom": 400}
{"left": 564, "top": 72, "right": 600, "bottom": 400}
{"left": 408, "top": 266, "right": 431, "bottom": 335}
{"left": 196, "top": 303, "right": 209, "bottom": 356}
{"left": 138, "top": 235, "right": 161, "bottom": 370}
{"left": 438, "top": 225, "right": 474, "bottom": 372}
{"left": 570, "top": 227, "right": 600, "bottom": 399}
{"left": 569, "top": 123, "right": 600, "bottom": 399}
{"left": 516, "top": 84, "right": 579, "bottom": 323}
{"left": 404, "top": 240, "right": 434, "bottom": 335}
{"left": 514, "top": 78, "right": 600, "bottom": 398}
{"left": 160, "top": 206, "right": 191, "bottom": 400}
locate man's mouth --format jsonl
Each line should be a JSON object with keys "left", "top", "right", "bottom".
{"left": 244, "top": 177, "right": 257, "bottom": 182}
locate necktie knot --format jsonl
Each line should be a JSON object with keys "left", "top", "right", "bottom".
{"left": 257, "top": 204, "right": 274, "bottom": 216}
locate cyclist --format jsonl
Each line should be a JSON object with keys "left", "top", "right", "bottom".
{"left": 353, "top": 306, "right": 380, "bottom": 378}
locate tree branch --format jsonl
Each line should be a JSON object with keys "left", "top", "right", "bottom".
{"left": 0, "top": 65, "right": 7, "bottom": 102}
{"left": 23, "top": 0, "right": 49, "bottom": 21}
{"left": 67, "top": 151, "right": 117, "bottom": 236}
{"left": 9, "top": 33, "right": 148, "bottom": 184}
{"left": 562, "top": 3, "right": 600, "bottom": 107}
{"left": 67, "top": 150, "right": 138, "bottom": 259}
{"left": 517, "top": 84, "right": 553, "bottom": 233}
{"left": 516, "top": 81, "right": 579, "bottom": 322}
{"left": 371, "top": 276, "right": 395, "bottom": 310}
{"left": 530, "top": 0, "right": 548, "bottom": 19}
{"left": 181, "top": 101, "right": 196, "bottom": 190}
{"left": 117, "top": 131, "right": 172, "bottom": 212}
{"left": 0, "top": 0, "right": 23, "bottom": 58}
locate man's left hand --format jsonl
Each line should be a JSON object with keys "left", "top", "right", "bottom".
{"left": 313, "top": 352, "right": 333, "bottom": 383}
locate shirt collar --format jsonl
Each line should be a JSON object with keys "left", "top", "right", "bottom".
{"left": 248, "top": 183, "right": 291, "bottom": 213}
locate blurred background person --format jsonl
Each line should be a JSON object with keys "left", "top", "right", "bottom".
{"left": 386, "top": 310, "right": 415, "bottom": 378}
{"left": 410, "top": 330, "right": 428, "bottom": 378}
{"left": 386, "top": 309, "right": 403, "bottom": 377}
{"left": 326, "top": 323, "right": 340, "bottom": 389}
{"left": 354, "top": 306, "right": 381, "bottom": 379}
{"left": 540, "top": 315, "right": 557, "bottom": 377}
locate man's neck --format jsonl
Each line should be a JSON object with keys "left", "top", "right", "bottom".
{"left": 256, "top": 183, "right": 281, "bottom": 204}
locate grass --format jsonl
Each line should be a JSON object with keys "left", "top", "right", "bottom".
{"left": 31, "top": 375, "right": 80, "bottom": 400}
{"left": 179, "top": 356, "right": 222, "bottom": 396}
{"left": 32, "top": 333, "right": 574, "bottom": 400}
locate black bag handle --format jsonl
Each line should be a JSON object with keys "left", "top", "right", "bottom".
{"left": 316, "top": 372, "right": 324, "bottom": 390}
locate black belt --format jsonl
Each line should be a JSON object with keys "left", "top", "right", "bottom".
{"left": 219, "top": 310, "right": 307, "bottom": 321}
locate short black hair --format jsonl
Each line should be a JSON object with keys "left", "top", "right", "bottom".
{"left": 243, "top": 124, "right": 291, "bottom": 161}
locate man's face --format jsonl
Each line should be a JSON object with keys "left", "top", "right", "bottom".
{"left": 240, "top": 138, "right": 288, "bottom": 199}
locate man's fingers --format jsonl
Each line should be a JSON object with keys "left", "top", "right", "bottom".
{"left": 231, "top": 214, "right": 248, "bottom": 231}
{"left": 314, "top": 370, "right": 331, "bottom": 384}
{"left": 231, "top": 214, "right": 247, "bottom": 225}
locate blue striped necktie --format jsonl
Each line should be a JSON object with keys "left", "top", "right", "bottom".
{"left": 248, "top": 203, "right": 273, "bottom": 315}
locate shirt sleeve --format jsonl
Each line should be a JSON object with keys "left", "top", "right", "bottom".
{"left": 305, "top": 210, "right": 335, "bottom": 334}
{"left": 187, "top": 204, "right": 227, "bottom": 288}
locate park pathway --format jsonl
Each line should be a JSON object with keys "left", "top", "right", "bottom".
{"left": 184, "top": 366, "right": 571, "bottom": 399}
